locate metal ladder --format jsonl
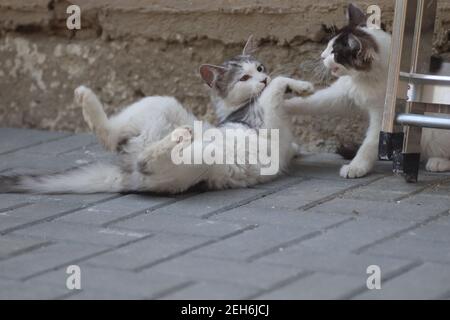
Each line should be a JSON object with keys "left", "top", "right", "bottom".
{"left": 379, "top": 0, "right": 450, "bottom": 182}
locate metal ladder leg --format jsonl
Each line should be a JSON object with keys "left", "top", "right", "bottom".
{"left": 401, "top": 103, "right": 425, "bottom": 182}
{"left": 379, "top": 0, "right": 411, "bottom": 163}
{"left": 400, "top": 0, "right": 437, "bottom": 182}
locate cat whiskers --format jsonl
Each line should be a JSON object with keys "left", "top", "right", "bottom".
{"left": 299, "top": 58, "right": 334, "bottom": 86}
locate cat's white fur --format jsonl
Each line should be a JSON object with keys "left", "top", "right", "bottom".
{"left": 285, "top": 26, "right": 450, "bottom": 178}
{"left": 17, "top": 61, "right": 313, "bottom": 194}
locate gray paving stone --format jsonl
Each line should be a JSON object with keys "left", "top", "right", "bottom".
{"left": 139, "top": 188, "right": 268, "bottom": 219}
{"left": 277, "top": 217, "right": 415, "bottom": 253}
{"left": 341, "top": 175, "right": 448, "bottom": 202}
{"left": 0, "top": 194, "right": 117, "bottom": 233}
{"left": 27, "top": 264, "right": 191, "bottom": 299}
{"left": 64, "top": 290, "right": 138, "bottom": 300}
{"left": 0, "top": 277, "right": 69, "bottom": 299}
{"left": 17, "top": 133, "right": 96, "bottom": 156}
{"left": 26, "top": 193, "right": 117, "bottom": 206}
{"left": 251, "top": 175, "right": 305, "bottom": 190}
{"left": 354, "top": 263, "right": 450, "bottom": 299}
{"left": 0, "top": 149, "right": 109, "bottom": 173}
{"left": 258, "top": 245, "right": 415, "bottom": 276}
{"left": 401, "top": 193, "right": 450, "bottom": 209}
{"left": 244, "top": 178, "right": 360, "bottom": 210}
{"left": 365, "top": 235, "right": 450, "bottom": 264}
{"left": 12, "top": 221, "right": 150, "bottom": 247}
{"left": 212, "top": 205, "right": 350, "bottom": 228}
{"left": 418, "top": 178, "right": 450, "bottom": 195}
{"left": 0, "top": 202, "right": 93, "bottom": 233}
{"left": 0, "top": 152, "right": 66, "bottom": 171}
{"left": 342, "top": 189, "right": 408, "bottom": 202}
{"left": 0, "top": 242, "right": 108, "bottom": 280}
{"left": 292, "top": 163, "right": 352, "bottom": 181}
{"left": 363, "top": 175, "right": 443, "bottom": 193}
{"left": 427, "top": 214, "right": 450, "bottom": 227}
{"left": 55, "top": 142, "right": 114, "bottom": 163}
{"left": 406, "top": 222, "right": 450, "bottom": 243}
{"left": 0, "top": 194, "right": 31, "bottom": 212}
{"left": 309, "top": 197, "right": 449, "bottom": 222}
{"left": 255, "top": 272, "right": 365, "bottom": 300}
{"left": 0, "top": 234, "right": 50, "bottom": 260}
{"left": 84, "top": 233, "right": 212, "bottom": 270}
{"left": 191, "top": 225, "right": 328, "bottom": 261}
{"left": 59, "top": 194, "right": 175, "bottom": 226}
{"left": 291, "top": 156, "right": 390, "bottom": 181}
{"left": 112, "top": 213, "right": 252, "bottom": 238}
{"left": 0, "top": 128, "right": 70, "bottom": 155}
{"left": 161, "top": 281, "right": 260, "bottom": 300}
{"left": 147, "top": 255, "right": 305, "bottom": 290}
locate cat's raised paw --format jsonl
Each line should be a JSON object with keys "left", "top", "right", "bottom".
{"left": 289, "top": 81, "right": 314, "bottom": 95}
{"left": 340, "top": 163, "right": 369, "bottom": 179}
{"left": 426, "top": 157, "right": 450, "bottom": 172}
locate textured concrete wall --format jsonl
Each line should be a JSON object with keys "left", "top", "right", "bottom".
{"left": 0, "top": 0, "right": 449, "bottom": 152}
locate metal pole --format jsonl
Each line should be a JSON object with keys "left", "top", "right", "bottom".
{"left": 396, "top": 113, "right": 450, "bottom": 130}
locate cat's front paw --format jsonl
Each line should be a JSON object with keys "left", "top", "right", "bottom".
{"left": 340, "top": 162, "right": 370, "bottom": 179}
{"left": 426, "top": 157, "right": 450, "bottom": 172}
{"left": 289, "top": 80, "right": 314, "bottom": 95}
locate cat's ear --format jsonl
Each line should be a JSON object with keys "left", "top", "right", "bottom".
{"left": 242, "top": 35, "right": 258, "bottom": 56}
{"left": 199, "top": 64, "right": 226, "bottom": 87}
{"left": 346, "top": 3, "right": 367, "bottom": 28}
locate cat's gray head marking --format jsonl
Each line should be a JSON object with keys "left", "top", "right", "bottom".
{"left": 199, "top": 35, "right": 270, "bottom": 108}
{"left": 321, "top": 3, "right": 379, "bottom": 77}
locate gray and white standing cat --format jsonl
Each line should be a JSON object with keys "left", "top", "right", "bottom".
{"left": 286, "top": 3, "right": 450, "bottom": 178}
{"left": 0, "top": 37, "right": 313, "bottom": 194}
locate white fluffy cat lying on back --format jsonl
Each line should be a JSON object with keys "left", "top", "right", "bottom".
{"left": 0, "top": 37, "right": 313, "bottom": 194}
{"left": 285, "top": 3, "right": 450, "bottom": 179}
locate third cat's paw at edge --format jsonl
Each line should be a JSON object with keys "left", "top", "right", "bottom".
{"left": 289, "top": 80, "right": 315, "bottom": 95}
{"left": 425, "top": 157, "right": 450, "bottom": 172}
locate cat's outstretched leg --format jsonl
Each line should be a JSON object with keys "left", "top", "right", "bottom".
{"left": 284, "top": 77, "right": 353, "bottom": 116}
{"left": 259, "top": 77, "right": 314, "bottom": 109}
{"left": 74, "top": 86, "right": 117, "bottom": 151}
{"left": 426, "top": 157, "right": 450, "bottom": 172}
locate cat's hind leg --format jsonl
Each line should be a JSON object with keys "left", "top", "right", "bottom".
{"left": 137, "top": 125, "right": 194, "bottom": 175}
{"left": 74, "top": 86, "right": 117, "bottom": 151}
{"left": 425, "top": 157, "right": 450, "bottom": 172}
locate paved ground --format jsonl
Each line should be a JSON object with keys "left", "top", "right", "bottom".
{"left": 1, "top": 127, "right": 450, "bottom": 299}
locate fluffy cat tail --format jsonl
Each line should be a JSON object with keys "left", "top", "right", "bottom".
{"left": 0, "top": 164, "right": 124, "bottom": 194}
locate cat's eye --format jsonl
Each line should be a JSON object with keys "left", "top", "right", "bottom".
{"left": 257, "top": 65, "right": 264, "bottom": 72}
{"left": 240, "top": 75, "right": 251, "bottom": 81}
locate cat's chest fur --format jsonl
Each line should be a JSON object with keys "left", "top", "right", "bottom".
{"left": 347, "top": 75, "right": 386, "bottom": 111}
